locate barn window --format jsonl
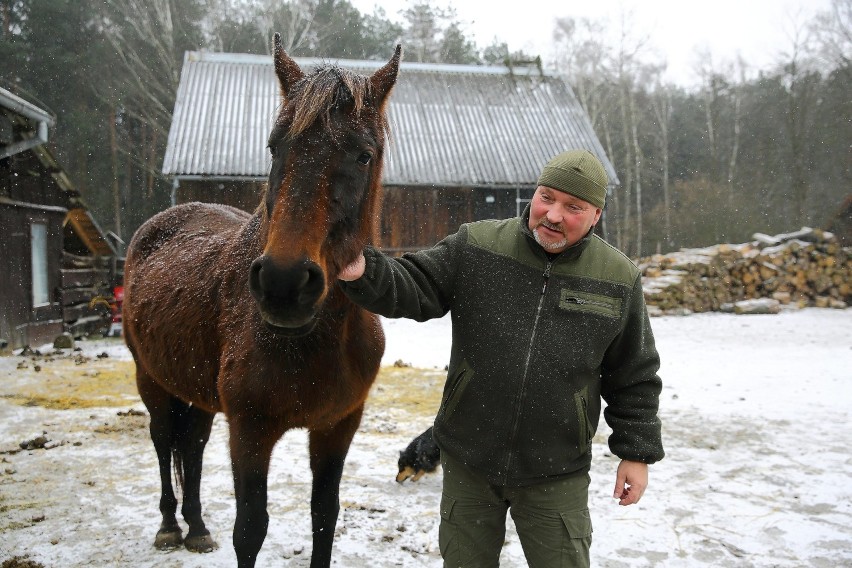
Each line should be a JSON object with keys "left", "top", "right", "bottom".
{"left": 31, "top": 222, "right": 49, "bottom": 307}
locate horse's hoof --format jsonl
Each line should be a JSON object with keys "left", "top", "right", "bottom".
{"left": 185, "top": 533, "right": 218, "bottom": 553}
{"left": 154, "top": 529, "right": 184, "bottom": 550}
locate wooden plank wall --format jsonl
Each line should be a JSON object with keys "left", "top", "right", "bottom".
{"left": 60, "top": 251, "right": 114, "bottom": 337}
{"left": 379, "top": 186, "right": 533, "bottom": 253}
{"left": 0, "top": 205, "right": 65, "bottom": 349}
{"left": 380, "top": 186, "right": 472, "bottom": 253}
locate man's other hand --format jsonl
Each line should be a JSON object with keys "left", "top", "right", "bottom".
{"left": 613, "top": 460, "right": 648, "bottom": 506}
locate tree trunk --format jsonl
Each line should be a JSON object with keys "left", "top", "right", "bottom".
{"left": 787, "top": 67, "right": 810, "bottom": 226}
{"left": 108, "top": 107, "right": 122, "bottom": 241}
{"left": 727, "top": 86, "right": 741, "bottom": 202}
{"left": 601, "top": 114, "right": 622, "bottom": 249}
{"left": 618, "top": 78, "right": 634, "bottom": 255}
{"left": 630, "top": 88, "right": 643, "bottom": 257}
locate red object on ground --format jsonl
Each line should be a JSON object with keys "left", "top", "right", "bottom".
{"left": 112, "top": 286, "right": 124, "bottom": 323}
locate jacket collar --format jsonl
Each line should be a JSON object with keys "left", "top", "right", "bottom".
{"left": 520, "top": 203, "right": 594, "bottom": 262}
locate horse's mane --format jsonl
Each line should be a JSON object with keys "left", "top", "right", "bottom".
{"left": 287, "top": 64, "right": 378, "bottom": 137}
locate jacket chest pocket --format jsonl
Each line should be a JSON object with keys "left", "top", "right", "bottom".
{"left": 559, "top": 289, "right": 622, "bottom": 319}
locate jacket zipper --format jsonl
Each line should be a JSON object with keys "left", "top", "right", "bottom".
{"left": 502, "top": 260, "right": 552, "bottom": 484}
{"left": 563, "top": 296, "right": 612, "bottom": 309}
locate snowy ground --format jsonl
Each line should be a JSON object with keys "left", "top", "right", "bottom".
{"left": 1, "top": 308, "right": 850, "bottom": 567}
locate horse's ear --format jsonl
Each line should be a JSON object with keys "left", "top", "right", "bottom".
{"left": 273, "top": 32, "right": 304, "bottom": 97}
{"left": 370, "top": 44, "right": 402, "bottom": 105}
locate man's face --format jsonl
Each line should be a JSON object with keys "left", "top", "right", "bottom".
{"left": 528, "top": 185, "right": 602, "bottom": 253}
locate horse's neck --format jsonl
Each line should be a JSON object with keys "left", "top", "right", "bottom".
{"left": 235, "top": 212, "right": 268, "bottom": 258}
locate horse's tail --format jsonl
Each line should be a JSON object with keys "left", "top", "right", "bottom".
{"left": 169, "top": 400, "right": 191, "bottom": 495}
{"left": 172, "top": 449, "right": 186, "bottom": 496}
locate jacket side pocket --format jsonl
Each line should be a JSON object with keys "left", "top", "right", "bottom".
{"left": 573, "top": 386, "right": 593, "bottom": 456}
{"left": 441, "top": 360, "right": 474, "bottom": 420}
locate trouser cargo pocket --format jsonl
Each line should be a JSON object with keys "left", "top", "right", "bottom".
{"left": 556, "top": 509, "right": 593, "bottom": 567}
{"left": 438, "top": 491, "right": 507, "bottom": 567}
{"left": 560, "top": 508, "right": 592, "bottom": 538}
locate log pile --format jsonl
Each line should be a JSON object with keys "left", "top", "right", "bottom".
{"left": 639, "top": 227, "right": 851, "bottom": 315}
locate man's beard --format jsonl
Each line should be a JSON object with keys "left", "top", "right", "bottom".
{"left": 533, "top": 221, "right": 568, "bottom": 251}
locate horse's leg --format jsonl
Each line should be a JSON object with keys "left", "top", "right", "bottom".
{"left": 229, "top": 415, "right": 282, "bottom": 568}
{"left": 175, "top": 404, "right": 218, "bottom": 552}
{"left": 308, "top": 406, "right": 364, "bottom": 568}
{"left": 135, "top": 369, "right": 183, "bottom": 549}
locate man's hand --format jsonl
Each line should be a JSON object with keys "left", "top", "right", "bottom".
{"left": 613, "top": 460, "right": 648, "bottom": 506}
{"left": 338, "top": 252, "right": 366, "bottom": 281}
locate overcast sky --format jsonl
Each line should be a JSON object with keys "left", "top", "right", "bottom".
{"left": 350, "top": 0, "right": 833, "bottom": 86}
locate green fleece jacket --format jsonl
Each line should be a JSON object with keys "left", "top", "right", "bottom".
{"left": 341, "top": 209, "right": 664, "bottom": 487}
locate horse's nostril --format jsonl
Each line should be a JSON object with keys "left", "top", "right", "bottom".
{"left": 296, "top": 268, "right": 311, "bottom": 289}
{"left": 248, "top": 257, "right": 266, "bottom": 300}
{"left": 296, "top": 262, "right": 325, "bottom": 305}
{"left": 305, "top": 263, "right": 323, "bottom": 291}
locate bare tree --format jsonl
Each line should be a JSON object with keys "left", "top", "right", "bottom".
{"left": 255, "top": 0, "right": 319, "bottom": 53}
{"left": 95, "top": 0, "right": 206, "bottom": 241}
{"left": 810, "top": 0, "right": 852, "bottom": 69}
{"left": 726, "top": 56, "right": 747, "bottom": 198}
{"left": 777, "top": 9, "right": 820, "bottom": 225}
{"left": 694, "top": 49, "right": 727, "bottom": 183}
{"left": 649, "top": 81, "right": 673, "bottom": 249}
{"left": 552, "top": 17, "right": 611, "bottom": 129}
{"left": 613, "top": 10, "right": 652, "bottom": 256}
{"left": 100, "top": 0, "right": 183, "bottom": 136}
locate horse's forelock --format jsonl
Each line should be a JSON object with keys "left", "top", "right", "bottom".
{"left": 287, "top": 65, "right": 373, "bottom": 137}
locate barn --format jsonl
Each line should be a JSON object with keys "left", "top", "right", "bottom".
{"left": 162, "top": 51, "right": 618, "bottom": 252}
{"left": 0, "top": 87, "right": 119, "bottom": 351}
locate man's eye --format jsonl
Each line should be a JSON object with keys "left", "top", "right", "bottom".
{"left": 357, "top": 152, "right": 372, "bottom": 165}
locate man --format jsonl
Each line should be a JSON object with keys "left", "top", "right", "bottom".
{"left": 339, "top": 149, "right": 664, "bottom": 567}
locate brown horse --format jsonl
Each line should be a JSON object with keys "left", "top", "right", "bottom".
{"left": 122, "top": 34, "right": 400, "bottom": 568}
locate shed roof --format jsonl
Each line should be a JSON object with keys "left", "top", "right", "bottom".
{"left": 0, "top": 88, "right": 115, "bottom": 257}
{"left": 0, "top": 87, "right": 55, "bottom": 128}
{"left": 163, "top": 51, "right": 619, "bottom": 188}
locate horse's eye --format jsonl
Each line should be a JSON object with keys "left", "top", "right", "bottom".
{"left": 356, "top": 152, "right": 372, "bottom": 165}
{"left": 268, "top": 144, "right": 275, "bottom": 156}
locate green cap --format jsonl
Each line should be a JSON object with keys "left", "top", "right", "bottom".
{"left": 537, "top": 149, "right": 608, "bottom": 209}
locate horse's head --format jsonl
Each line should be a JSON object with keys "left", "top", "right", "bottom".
{"left": 249, "top": 33, "right": 400, "bottom": 335}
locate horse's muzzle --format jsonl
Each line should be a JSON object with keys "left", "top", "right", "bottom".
{"left": 249, "top": 255, "right": 325, "bottom": 330}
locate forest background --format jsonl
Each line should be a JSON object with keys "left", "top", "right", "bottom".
{"left": 1, "top": 0, "right": 849, "bottom": 257}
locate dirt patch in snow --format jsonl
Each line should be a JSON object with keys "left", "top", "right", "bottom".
{"left": 1, "top": 347, "right": 136, "bottom": 411}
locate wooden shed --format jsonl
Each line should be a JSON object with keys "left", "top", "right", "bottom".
{"left": 163, "top": 51, "right": 618, "bottom": 252}
{"left": 1, "top": 87, "right": 118, "bottom": 351}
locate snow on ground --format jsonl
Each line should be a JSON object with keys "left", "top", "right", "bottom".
{"left": 1, "top": 308, "right": 850, "bottom": 567}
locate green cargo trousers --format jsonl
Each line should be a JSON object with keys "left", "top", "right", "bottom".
{"left": 439, "top": 453, "right": 593, "bottom": 568}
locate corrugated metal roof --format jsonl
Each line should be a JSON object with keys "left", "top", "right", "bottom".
{"left": 163, "top": 51, "right": 619, "bottom": 187}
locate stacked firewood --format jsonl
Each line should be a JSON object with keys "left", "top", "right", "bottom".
{"left": 639, "top": 228, "right": 851, "bottom": 315}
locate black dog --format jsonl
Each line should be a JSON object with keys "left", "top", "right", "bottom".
{"left": 396, "top": 426, "right": 441, "bottom": 482}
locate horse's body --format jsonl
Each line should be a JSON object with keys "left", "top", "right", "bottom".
{"left": 123, "top": 36, "right": 400, "bottom": 567}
